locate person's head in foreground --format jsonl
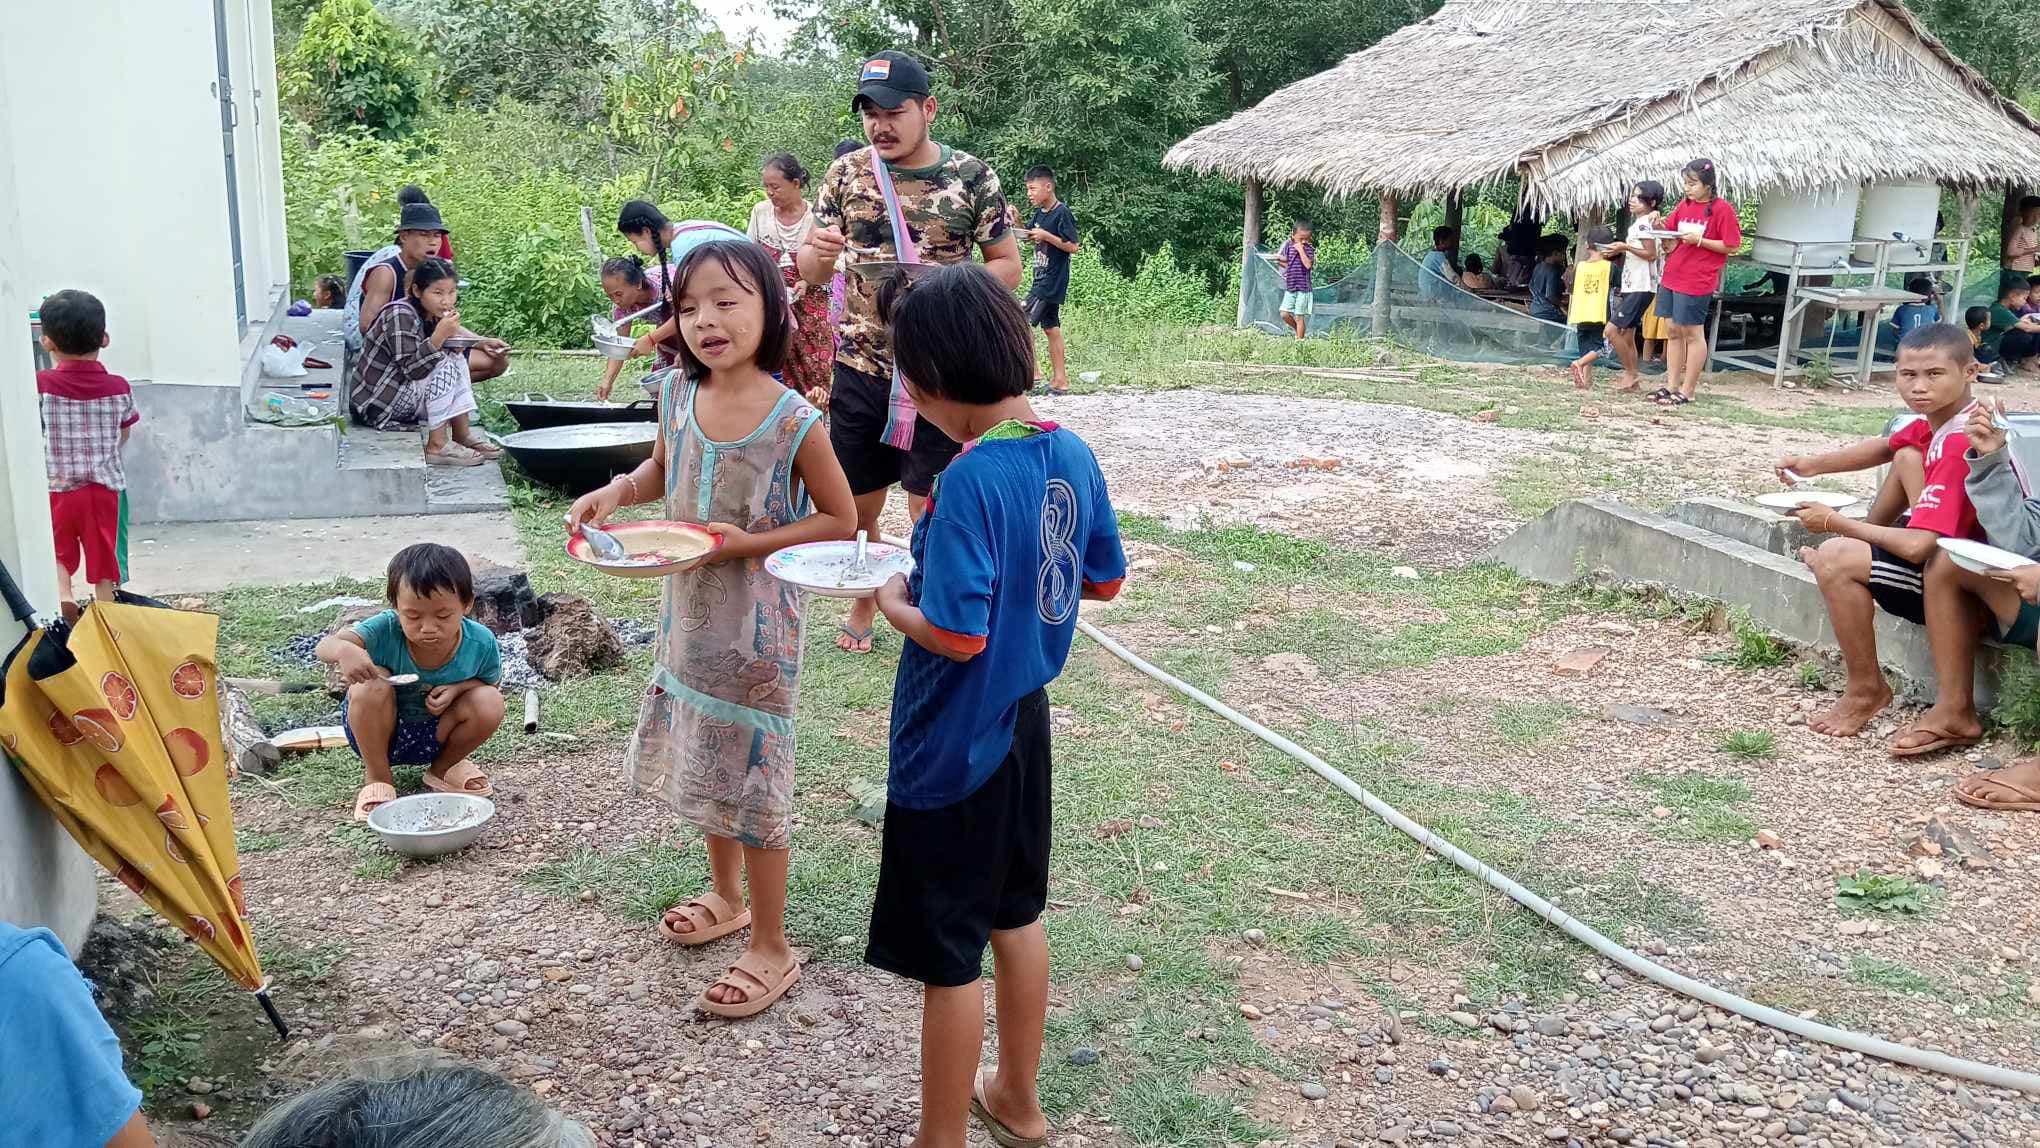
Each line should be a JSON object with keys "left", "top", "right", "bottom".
{"left": 671, "top": 239, "right": 790, "bottom": 382}
{"left": 616, "top": 200, "right": 673, "bottom": 262}
{"left": 879, "top": 262, "right": 1032, "bottom": 442}
{"left": 1679, "top": 157, "right": 1718, "bottom": 202}
{"left": 760, "top": 152, "right": 809, "bottom": 213}
{"left": 1629, "top": 179, "right": 1665, "bottom": 216}
{"left": 852, "top": 51, "right": 935, "bottom": 165}
{"left": 1432, "top": 225, "right": 1457, "bottom": 252}
{"left": 1291, "top": 218, "right": 1313, "bottom": 243}
{"left": 1891, "top": 323, "right": 1978, "bottom": 417}
{"left": 1967, "top": 305, "right": 1991, "bottom": 334}
{"left": 39, "top": 288, "right": 108, "bottom": 360}
{"left": 385, "top": 542, "right": 473, "bottom": 654}
{"left": 238, "top": 1063, "right": 594, "bottom": 1148}
{"left": 405, "top": 258, "right": 458, "bottom": 324}
{"left": 1024, "top": 165, "right": 1056, "bottom": 208}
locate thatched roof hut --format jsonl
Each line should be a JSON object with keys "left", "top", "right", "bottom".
{"left": 1164, "top": 0, "right": 2040, "bottom": 215}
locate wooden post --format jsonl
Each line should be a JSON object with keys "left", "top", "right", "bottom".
{"left": 579, "top": 205, "right": 606, "bottom": 277}
{"left": 1372, "top": 192, "right": 1400, "bottom": 337}
{"left": 1237, "top": 179, "right": 1264, "bottom": 328}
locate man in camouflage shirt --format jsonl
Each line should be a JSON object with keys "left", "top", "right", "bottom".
{"left": 799, "top": 49, "right": 1021, "bottom": 654}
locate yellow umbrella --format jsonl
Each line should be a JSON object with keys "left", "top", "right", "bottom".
{"left": 1, "top": 596, "right": 284, "bottom": 1034}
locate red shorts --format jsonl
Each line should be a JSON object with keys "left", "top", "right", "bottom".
{"left": 50, "top": 485, "right": 120, "bottom": 584}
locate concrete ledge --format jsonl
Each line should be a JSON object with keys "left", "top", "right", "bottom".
{"left": 1485, "top": 497, "right": 2011, "bottom": 704}
{"left": 1665, "top": 497, "right": 1816, "bottom": 558}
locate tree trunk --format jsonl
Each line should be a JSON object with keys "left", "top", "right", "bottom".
{"left": 1237, "top": 179, "right": 1264, "bottom": 328}
{"left": 1372, "top": 193, "right": 1400, "bottom": 337}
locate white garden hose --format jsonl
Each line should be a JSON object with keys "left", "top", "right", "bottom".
{"left": 1071, "top": 618, "right": 2040, "bottom": 1096}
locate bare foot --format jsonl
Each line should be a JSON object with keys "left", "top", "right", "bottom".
{"left": 1889, "top": 704, "right": 1983, "bottom": 754}
{"left": 1613, "top": 377, "right": 1641, "bottom": 393}
{"left": 981, "top": 1069, "right": 1049, "bottom": 1142}
{"left": 1809, "top": 684, "right": 1894, "bottom": 737}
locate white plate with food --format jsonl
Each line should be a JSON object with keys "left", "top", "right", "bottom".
{"left": 766, "top": 536, "right": 915, "bottom": 598}
{"left": 1938, "top": 537, "right": 2037, "bottom": 575}
{"left": 1754, "top": 490, "right": 1859, "bottom": 512}
{"left": 565, "top": 520, "right": 721, "bottom": 579}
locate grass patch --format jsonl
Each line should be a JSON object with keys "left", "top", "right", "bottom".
{"left": 1490, "top": 701, "right": 1581, "bottom": 748}
{"left": 1632, "top": 771, "right": 1757, "bottom": 844}
{"left": 1794, "top": 661, "right": 1827, "bottom": 690}
{"left": 1847, "top": 956, "right": 1937, "bottom": 995}
{"left": 1110, "top": 1074, "right": 1267, "bottom": 1147}
{"left": 523, "top": 842, "right": 704, "bottom": 923}
{"left": 1704, "top": 610, "right": 1791, "bottom": 670}
{"left": 237, "top": 830, "right": 288, "bottom": 853}
{"left": 1713, "top": 729, "right": 1777, "bottom": 760}
{"left": 1835, "top": 871, "right": 1937, "bottom": 916}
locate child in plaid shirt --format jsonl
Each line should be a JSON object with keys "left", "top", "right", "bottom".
{"left": 36, "top": 290, "right": 137, "bottom": 618}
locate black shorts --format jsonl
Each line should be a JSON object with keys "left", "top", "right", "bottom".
{"left": 866, "top": 690, "right": 1051, "bottom": 988}
{"left": 1576, "top": 321, "right": 1606, "bottom": 349}
{"left": 1868, "top": 545, "right": 1926, "bottom": 625}
{"left": 827, "top": 362, "right": 963, "bottom": 498}
{"left": 1026, "top": 296, "right": 1063, "bottom": 330}
{"left": 1611, "top": 291, "right": 1653, "bottom": 330}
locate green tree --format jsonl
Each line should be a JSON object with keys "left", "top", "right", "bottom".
{"left": 388, "top": 0, "right": 613, "bottom": 108}
{"left": 1908, "top": 0, "right": 2040, "bottom": 101}
{"left": 599, "top": 26, "right": 755, "bottom": 199}
{"left": 283, "top": 0, "right": 428, "bottom": 137}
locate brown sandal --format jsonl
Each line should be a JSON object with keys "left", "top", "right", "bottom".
{"left": 657, "top": 891, "right": 751, "bottom": 946}
{"left": 970, "top": 1066, "right": 1048, "bottom": 1148}
{"left": 423, "top": 757, "right": 494, "bottom": 796}
{"left": 1954, "top": 759, "right": 2040, "bottom": 811}
{"left": 696, "top": 950, "right": 800, "bottom": 1018}
{"left": 353, "top": 781, "right": 397, "bottom": 822}
{"left": 1888, "top": 725, "right": 1983, "bottom": 758}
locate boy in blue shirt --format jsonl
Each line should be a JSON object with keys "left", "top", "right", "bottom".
{"left": 870, "top": 263, "right": 1126, "bottom": 1148}
{"left": 0, "top": 922, "right": 156, "bottom": 1148}
{"left": 316, "top": 542, "right": 506, "bottom": 821}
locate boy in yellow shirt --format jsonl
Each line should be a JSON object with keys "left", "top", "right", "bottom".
{"left": 1569, "top": 226, "right": 1615, "bottom": 388}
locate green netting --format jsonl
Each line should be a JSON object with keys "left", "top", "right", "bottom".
{"left": 1241, "top": 240, "right": 1584, "bottom": 364}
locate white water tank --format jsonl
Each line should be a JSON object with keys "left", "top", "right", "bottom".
{"left": 1751, "top": 185, "right": 1862, "bottom": 268}
{"left": 1854, "top": 183, "right": 1940, "bottom": 266}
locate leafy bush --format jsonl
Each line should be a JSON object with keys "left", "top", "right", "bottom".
{"left": 283, "top": 0, "right": 428, "bottom": 138}
{"left": 280, "top": 120, "right": 439, "bottom": 292}
{"left": 1835, "top": 871, "right": 1933, "bottom": 916}
{"left": 1064, "top": 244, "right": 1219, "bottom": 325}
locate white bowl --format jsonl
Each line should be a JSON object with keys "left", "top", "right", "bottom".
{"left": 593, "top": 333, "right": 635, "bottom": 361}
{"left": 366, "top": 792, "right": 496, "bottom": 858}
{"left": 1939, "top": 537, "right": 2037, "bottom": 576}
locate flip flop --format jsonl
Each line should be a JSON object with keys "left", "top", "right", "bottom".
{"left": 970, "top": 1067, "right": 1048, "bottom": 1148}
{"left": 836, "top": 622, "right": 874, "bottom": 654}
{"left": 697, "top": 950, "right": 801, "bottom": 1018}
{"left": 353, "top": 781, "right": 397, "bottom": 822}
{"left": 1889, "top": 725, "right": 1984, "bottom": 758}
{"left": 658, "top": 891, "right": 751, "bottom": 946}
{"left": 423, "top": 757, "right": 494, "bottom": 797}
{"left": 1644, "top": 388, "right": 1673, "bottom": 403}
{"left": 1953, "top": 759, "right": 2040, "bottom": 811}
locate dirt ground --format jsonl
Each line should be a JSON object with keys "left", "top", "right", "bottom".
{"left": 102, "top": 369, "right": 2040, "bottom": 1148}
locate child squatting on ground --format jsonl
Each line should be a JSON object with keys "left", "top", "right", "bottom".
{"left": 1774, "top": 323, "right": 1982, "bottom": 748}
{"left": 867, "top": 262, "right": 1127, "bottom": 1148}
{"left": 566, "top": 231, "right": 856, "bottom": 1019}
{"left": 318, "top": 543, "right": 507, "bottom": 821}
{"left": 37, "top": 289, "right": 138, "bottom": 619}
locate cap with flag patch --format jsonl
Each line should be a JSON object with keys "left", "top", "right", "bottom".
{"left": 853, "top": 51, "right": 930, "bottom": 111}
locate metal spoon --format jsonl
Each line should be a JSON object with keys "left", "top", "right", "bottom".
{"left": 847, "top": 530, "right": 871, "bottom": 579}
{"left": 579, "top": 524, "right": 629, "bottom": 562}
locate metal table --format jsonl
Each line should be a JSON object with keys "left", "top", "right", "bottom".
{"left": 1795, "top": 285, "right": 1923, "bottom": 387}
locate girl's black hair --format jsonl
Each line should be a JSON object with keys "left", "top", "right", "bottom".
{"left": 618, "top": 200, "right": 677, "bottom": 321}
{"left": 1464, "top": 253, "right": 1484, "bottom": 273}
{"left": 601, "top": 255, "right": 649, "bottom": 288}
{"left": 1632, "top": 180, "right": 1665, "bottom": 211}
{"left": 1681, "top": 158, "right": 1718, "bottom": 193}
{"left": 834, "top": 139, "right": 862, "bottom": 160}
{"left": 670, "top": 240, "right": 790, "bottom": 381}
{"left": 763, "top": 152, "right": 809, "bottom": 188}
{"left": 879, "top": 263, "right": 1034, "bottom": 404}
{"left": 406, "top": 257, "right": 457, "bottom": 303}
{"left": 314, "top": 273, "right": 346, "bottom": 306}
{"left": 396, "top": 184, "right": 430, "bottom": 207}
{"left": 386, "top": 542, "right": 473, "bottom": 604}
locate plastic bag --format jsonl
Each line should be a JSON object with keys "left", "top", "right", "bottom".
{"left": 259, "top": 339, "right": 311, "bottom": 378}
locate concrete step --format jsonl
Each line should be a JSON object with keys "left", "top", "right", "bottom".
{"left": 339, "top": 427, "right": 511, "bottom": 517}
{"left": 1485, "top": 497, "right": 2010, "bottom": 705}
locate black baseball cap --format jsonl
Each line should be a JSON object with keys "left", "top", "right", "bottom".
{"left": 853, "top": 51, "right": 931, "bottom": 111}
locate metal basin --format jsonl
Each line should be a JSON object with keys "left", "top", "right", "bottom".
{"left": 366, "top": 793, "right": 495, "bottom": 858}
{"left": 500, "top": 422, "right": 657, "bottom": 494}
{"left": 503, "top": 393, "right": 658, "bottom": 432}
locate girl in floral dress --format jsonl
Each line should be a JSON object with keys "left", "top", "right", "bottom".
{"left": 748, "top": 153, "right": 834, "bottom": 407}
{"left": 567, "top": 232, "right": 855, "bottom": 1018}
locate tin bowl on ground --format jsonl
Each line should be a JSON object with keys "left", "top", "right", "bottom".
{"left": 365, "top": 792, "right": 496, "bottom": 858}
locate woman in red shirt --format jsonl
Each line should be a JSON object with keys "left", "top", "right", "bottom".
{"left": 1653, "top": 158, "right": 1741, "bottom": 408}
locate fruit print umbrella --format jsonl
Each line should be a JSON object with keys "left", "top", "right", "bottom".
{"left": 0, "top": 590, "right": 286, "bottom": 1037}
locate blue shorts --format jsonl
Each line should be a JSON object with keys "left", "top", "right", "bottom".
{"left": 1280, "top": 291, "right": 1315, "bottom": 316}
{"left": 339, "top": 694, "right": 443, "bottom": 766}
{"left": 1654, "top": 286, "right": 1712, "bottom": 328}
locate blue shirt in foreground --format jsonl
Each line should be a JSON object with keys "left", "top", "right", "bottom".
{"left": 889, "top": 423, "right": 1127, "bottom": 809}
{"left": 0, "top": 923, "right": 142, "bottom": 1147}
{"left": 351, "top": 610, "right": 503, "bottom": 720}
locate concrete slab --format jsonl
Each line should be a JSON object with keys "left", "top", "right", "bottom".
{"left": 1485, "top": 497, "right": 2009, "bottom": 704}
{"left": 125, "top": 512, "right": 527, "bottom": 595}
{"left": 1666, "top": 497, "right": 1815, "bottom": 558}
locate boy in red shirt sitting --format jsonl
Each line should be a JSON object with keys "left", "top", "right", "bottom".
{"left": 1774, "top": 323, "right": 1981, "bottom": 747}
{"left": 36, "top": 290, "right": 138, "bottom": 619}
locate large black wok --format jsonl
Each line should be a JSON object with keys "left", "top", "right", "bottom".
{"left": 499, "top": 424, "right": 657, "bottom": 495}
{"left": 502, "top": 392, "right": 659, "bottom": 432}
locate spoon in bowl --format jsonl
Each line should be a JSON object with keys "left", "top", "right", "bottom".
{"left": 579, "top": 523, "right": 629, "bottom": 562}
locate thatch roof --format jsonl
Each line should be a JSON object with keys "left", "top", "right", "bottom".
{"left": 1164, "top": 0, "right": 2040, "bottom": 215}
